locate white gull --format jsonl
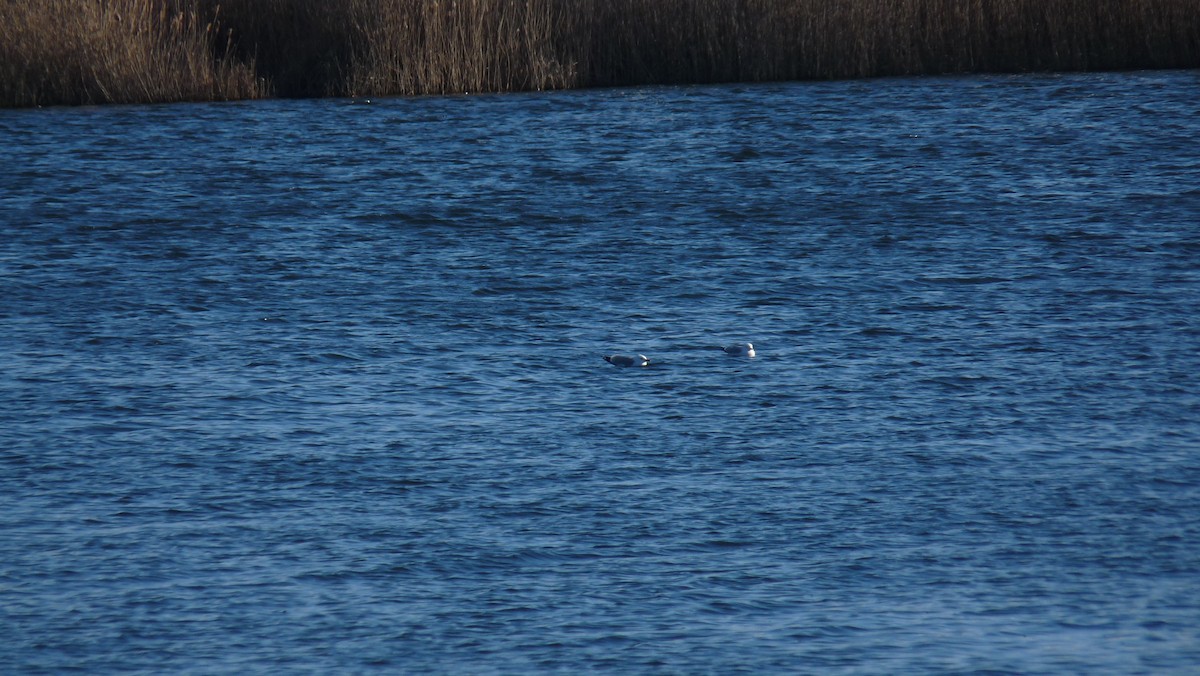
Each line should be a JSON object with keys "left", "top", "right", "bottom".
{"left": 604, "top": 354, "right": 650, "bottom": 367}
{"left": 723, "top": 342, "right": 756, "bottom": 357}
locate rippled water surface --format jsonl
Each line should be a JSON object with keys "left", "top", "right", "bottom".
{"left": 3, "top": 71, "right": 1199, "bottom": 673}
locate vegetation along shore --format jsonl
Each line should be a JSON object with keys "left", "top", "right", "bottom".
{"left": 3, "top": 0, "right": 1198, "bottom": 108}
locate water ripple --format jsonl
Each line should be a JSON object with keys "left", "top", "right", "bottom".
{"left": 2, "top": 71, "right": 1199, "bottom": 673}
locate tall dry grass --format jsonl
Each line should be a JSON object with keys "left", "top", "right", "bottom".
{"left": 569, "top": 0, "right": 1200, "bottom": 85}
{"left": 2, "top": 0, "right": 1198, "bottom": 107}
{"left": 189, "top": 0, "right": 580, "bottom": 97}
{"left": 344, "top": 0, "right": 580, "bottom": 96}
{"left": 0, "top": 0, "right": 264, "bottom": 107}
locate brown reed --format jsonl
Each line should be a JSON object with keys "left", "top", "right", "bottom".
{"left": 0, "top": 0, "right": 264, "bottom": 107}
{"left": 340, "top": 0, "right": 580, "bottom": 96}
{"left": 2, "top": 0, "right": 1197, "bottom": 108}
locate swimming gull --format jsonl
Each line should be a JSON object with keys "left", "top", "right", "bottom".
{"left": 723, "top": 342, "right": 756, "bottom": 357}
{"left": 604, "top": 354, "right": 650, "bottom": 367}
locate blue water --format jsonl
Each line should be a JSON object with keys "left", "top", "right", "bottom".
{"left": 2, "top": 70, "right": 1199, "bottom": 673}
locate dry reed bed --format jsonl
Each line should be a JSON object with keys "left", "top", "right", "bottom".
{"left": 2, "top": 0, "right": 1197, "bottom": 107}
{"left": 0, "top": 0, "right": 263, "bottom": 107}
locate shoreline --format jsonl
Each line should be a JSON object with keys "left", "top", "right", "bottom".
{"left": 9, "top": 67, "right": 1198, "bottom": 113}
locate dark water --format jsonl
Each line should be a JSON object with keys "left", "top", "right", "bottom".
{"left": 2, "top": 70, "right": 1199, "bottom": 673}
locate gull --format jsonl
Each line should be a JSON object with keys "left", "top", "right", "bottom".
{"left": 604, "top": 354, "right": 650, "bottom": 367}
{"left": 723, "top": 342, "right": 756, "bottom": 357}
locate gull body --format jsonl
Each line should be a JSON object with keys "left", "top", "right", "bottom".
{"left": 723, "top": 342, "right": 756, "bottom": 357}
{"left": 604, "top": 354, "right": 650, "bottom": 367}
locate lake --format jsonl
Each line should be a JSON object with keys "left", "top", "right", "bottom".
{"left": 2, "top": 70, "right": 1199, "bottom": 673}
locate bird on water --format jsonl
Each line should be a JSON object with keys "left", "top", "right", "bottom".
{"left": 604, "top": 354, "right": 650, "bottom": 367}
{"left": 723, "top": 342, "right": 755, "bottom": 357}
